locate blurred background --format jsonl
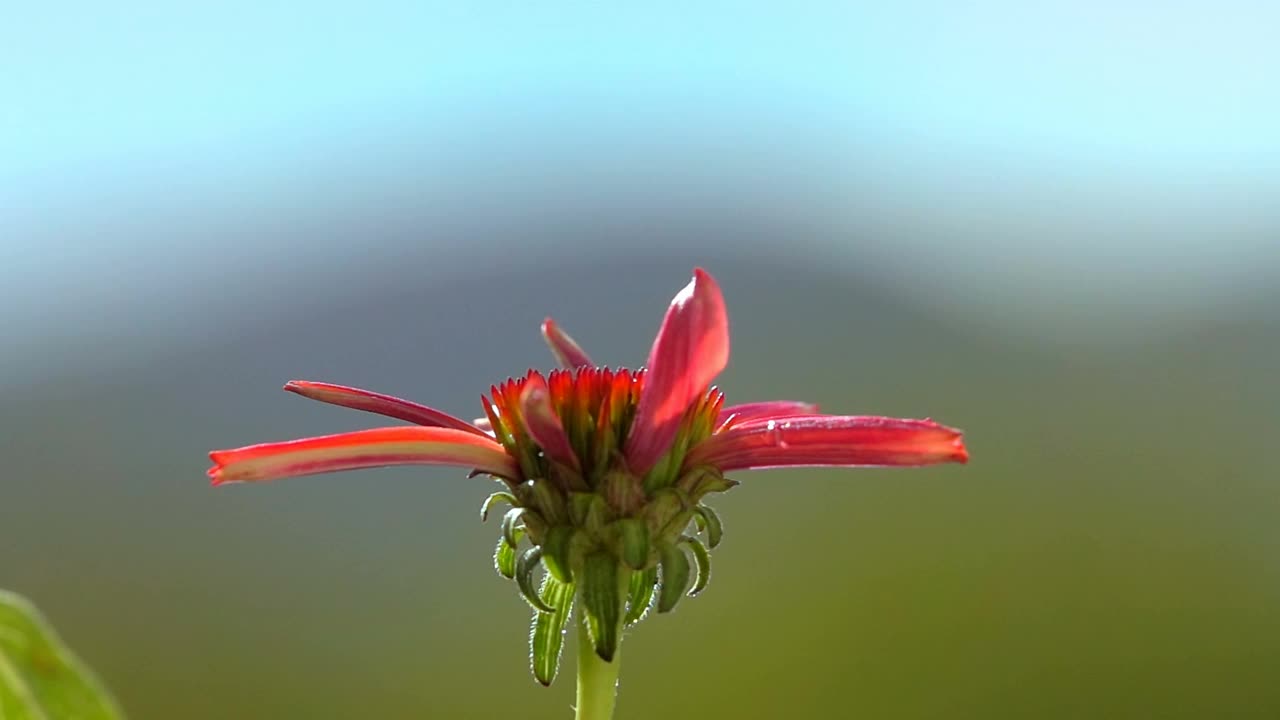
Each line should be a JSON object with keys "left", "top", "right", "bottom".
{"left": 2, "top": 2, "right": 1278, "bottom": 718}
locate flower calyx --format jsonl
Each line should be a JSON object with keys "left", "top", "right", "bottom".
{"left": 480, "top": 368, "right": 733, "bottom": 683}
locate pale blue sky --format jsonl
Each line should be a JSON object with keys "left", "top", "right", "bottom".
{"left": 2, "top": 0, "right": 1277, "bottom": 361}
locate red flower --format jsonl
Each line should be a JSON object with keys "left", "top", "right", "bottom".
{"left": 209, "top": 268, "right": 965, "bottom": 486}
{"left": 207, "top": 267, "right": 967, "bottom": 681}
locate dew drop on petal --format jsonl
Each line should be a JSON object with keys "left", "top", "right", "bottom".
{"left": 765, "top": 419, "right": 790, "bottom": 449}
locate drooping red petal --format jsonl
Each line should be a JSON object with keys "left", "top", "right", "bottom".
{"left": 519, "top": 372, "right": 581, "bottom": 471}
{"left": 208, "top": 426, "right": 519, "bottom": 485}
{"left": 541, "top": 318, "right": 594, "bottom": 368}
{"left": 717, "top": 400, "right": 819, "bottom": 428}
{"left": 686, "top": 415, "right": 967, "bottom": 471}
{"left": 283, "top": 381, "right": 486, "bottom": 436}
{"left": 625, "top": 268, "right": 730, "bottom": 475}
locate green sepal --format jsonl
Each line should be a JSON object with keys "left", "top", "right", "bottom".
{"left": 657, "top": 544, "right": 691, "bottom": 613}
{"left": 527, "top": 479, "right": 568, "bottom": 524}
{"left": 644, "top": 487, "right": 692, "bottom": 540}
{"left": 579, "top": 553, "right": 624, "bottom": 661}
{"left": 522, "top": 510, "right": 548, "bottom": 545}
{"left": 568, "top": 492, "right": 612, "bottom": 532}
{"left": 501, "top": 507, "right": 526, "bottom": 547}
{"left": 480, "top": 491, "right": 518, "bottom": 522}
{"left": 494, "top": 529, "right": 523, "bottom": 579}
{"left": 677, "top": 465, "right": 739, "bottom": 500}
{"left": 614, "top": 518, "right": 650, "bottom": 570}
{"left": 625, "top": 566, "right": 658, "bottom": 625}
{"left": 530, "top": 577, "right": 575, "bottom": 686}
{"left": 680, "top": 534, "right": 712, "bottom": 596}
{"left": 542, "top": 526, "right": 577, "bottom": 584}
{"left": 549, "top": 461, "right": 588, "bottom": 493}
{"left": 568, "top": 492, "right": 594, "bottom": 526}
{"left": 692, "top": 504, "right": 724, "bottom": 548}
{"left": 517, "top": 547, "right": 556, "bottom": 613}
{"left": 599, "top": 470, "right": 644, "bottom": 517}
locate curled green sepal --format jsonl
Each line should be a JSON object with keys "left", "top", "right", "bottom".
{"left": 692, "top": 504, "right": 723, "bottom": 548}
{"left": 624, "top": 566, "right": 658, "bottom": 625}
{"left": 517, "top": 547, "right": 556, "bottom": 613}
{"left": 494, "top": 528, "right": 523, "bottom": 579}
{"left": 678, "top": 466, "right": 738, "bottom": 500}
{"left": 530, "top": 577, "right": 575, "bottom": 686}
{"left": 579, "top": 553, "right": 623, "bottom": 661}
{"left": 541, "top": 526, "right": 577, "bottom": 584}
{"left": 680, "top": 534, "right": 712, "bottom": 596}
{"left": 480, "top": 491, "right": 517, "bottom": 522}
{"left": 657, "top": 544, "right": 691, "bottom": 613}
{"left": 501, "top": 507, "right": 526, "bottom": 547}
{"left": 0, "top": 590, "right": 125, "bottom": 719}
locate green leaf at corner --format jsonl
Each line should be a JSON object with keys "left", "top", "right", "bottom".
{"left": 0, "top": 590, "right": 125, "bottom": 719}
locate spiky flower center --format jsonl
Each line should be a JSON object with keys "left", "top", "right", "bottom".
{"left": 485, "top": 367, "right": 723, "bottom": 489}
{"left": 480, "top": 368, "right": 733, "bottom": 678}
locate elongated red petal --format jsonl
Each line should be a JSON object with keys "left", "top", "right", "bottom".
{"left": 717, "top": 400, "right": 819, "bottom": 428}
{"left": 541, "top": 318, "right": 594, "bottom": 368}
{"left": 283, "top": 381, "right": 486, "bottom": 435}
{"left": 519, "top": 372, "right": 581, "bottom": 470}
{"left": 625, "top": 268, "right": 730, "bottom": 475}
{"left": 686, "top": 415, "right": 967, "bottom": 471}
{"left": 208, "top": 426, "right": 519, "bottom": 485}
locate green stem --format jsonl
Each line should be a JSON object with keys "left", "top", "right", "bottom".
{"left": 574, "top": 614, "right": 621, "bottom": 720}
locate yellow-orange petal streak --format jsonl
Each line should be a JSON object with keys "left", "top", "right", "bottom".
{"left": 208, "top": 426, "right": 518, "bottom": 485}
{"left": 283, "top": 381, "right": 486, "bottom": 435}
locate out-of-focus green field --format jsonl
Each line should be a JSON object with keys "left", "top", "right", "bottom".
{"left": 3, "top": 259, "right": 1276, "bottom": 719}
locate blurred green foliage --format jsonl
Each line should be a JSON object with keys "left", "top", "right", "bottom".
{"left": 0, "top": 592, "right": 123, "bottom": 719}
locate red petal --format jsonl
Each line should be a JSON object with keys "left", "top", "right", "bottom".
{"left": 540, "top": 318, "right": 594, "bottom": 368}
{"left": 519, "top": 372, "right": 581, "bottom": 470}
{"left": 686, "top": 415, "right": 967, "bottom": 471}
{"left": 208, "top": 426, "right": 518, "bottom": 485}
{"left": 283, "top": 381, "right": 486, "bottom": 435}
{"left": 625, "top": 268, "right": 730, "bottom": 475}
{"left": 717, "top": 400, "right": 819, "bottom": 428}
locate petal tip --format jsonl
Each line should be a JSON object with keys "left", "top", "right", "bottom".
{"left": 540, "top": 317, "right": 594, "bottom": 368}
{"left": 207, "top": 450, "right": 232, "bottom": 485}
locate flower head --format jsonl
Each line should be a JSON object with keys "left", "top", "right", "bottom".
{"left": 208, "top": 268, "right": 967, "bottom": 684}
